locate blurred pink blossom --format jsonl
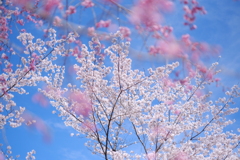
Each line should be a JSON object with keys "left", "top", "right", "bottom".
{"left": 96, "top": 20, "right": 111, "bottom": 28}
{"left": 149, "top": 124, "right": 168, "bottom": 141}
{"left": 146, "top": 152, "right": 156, "bottom": 160}
{"left": 0, "top": 153, "right": 4, "bottom": 160}
{"left": 53, "top": 16, "right": 62, "bottom": 26}
{"left": 82, "top": 120, "right": 96, "bottom": 132}
{"left": 69, "top": 91, "right": 92, "bottom": 117}
{"left": 1, "top": 53, "right": 8, "bottom": 60}
{"left": 129, "top": 0, "right": 174, "bottom": 30}
{"left": 170, "top": 151, "right": 189, "bottom": 160}
{"left": 81, "top": 0, "right": 94, "bottom": 8}
{"left": 23, "top": 113, "right": 51, "bottom": 143}
{"left": 119, "top": 27, "right": 131, "bottom": 41}
{"left": 32, "top": 92, "right": 49, "bottom": 107}
{"left": 66, "top": 6, "right": 76, "bottom": 15}
{"left": 88, "top": 27, "right": 96, "bottom": 36}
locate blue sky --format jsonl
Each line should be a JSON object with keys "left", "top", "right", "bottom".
{"left": 1, "top": 0, "right": 240, "bottom": 159}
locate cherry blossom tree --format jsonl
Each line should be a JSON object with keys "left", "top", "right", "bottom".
{"left": 0, "top": 0, "right": 240, "bottom": 159}
{"left": 40, "top": 32, "right": 239, "bottom": 159}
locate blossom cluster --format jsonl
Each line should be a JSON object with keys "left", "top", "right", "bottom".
{"left": 0, "top": 0, "right": 239, "bottom": 159}
{"left": 41, "top": 32, "right": 240, "bottom": 159}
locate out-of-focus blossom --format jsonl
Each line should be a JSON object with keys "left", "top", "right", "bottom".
{"left": 129, "top": 0, "right": 174, "bottom": 30}
{"left": 170, "top": 151, "right": 189, "bottom": 160}
{"left": 66, "top": 6, "right": 76, "bottom": 15}
{"left": 53, "top": 16, "right": 62, "bottom": 26}
{"left": 96, "top": 20, "right": 111, "bottom": 28}
{"left": 88, "top": 27, "right": 96, "bottom": 36}
{"left": 32, "top": 92, "right": 49, "bottom": 107}
{"left": 146, "top": 152, "right": 156, "bottom": 160}
{"left": 119, "top": 27, "right": 131, "bottom": 41}
{"left": 69, "top": 91, "right": 92, "bottom": 117}
{"left": 81, "top": 0, "right": 94, "bottom": 8}
{"left": 23, "top": 113, "right": 51, "bottom": 142}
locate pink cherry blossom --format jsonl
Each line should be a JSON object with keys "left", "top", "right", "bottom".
{"left": 87, "top": 27, "right": 96, "bottom": 36}
{"left": 81, "top": 0, "right": 94, "bottom": 8}
{"left": 53, "top": 16, "right": 62, "bottom": 26}
{"left": 3, "top": 63, "right": 12, "bottom": 73}
{"left": 43, "top": 0, "right": 60, "bottom": 12}
{"left": 146, "top": 152, "right": 156, "bottom": 160}
{"left": 149, "top": 124, "right": 168, "bottom": 142}
{"left": 129, "top": 0, "right": 174, "bottom": 30}
{"left": 23, "top": 113, "right": 51, "bottom": 142}
{"left": 119, "top": 27, "right": 131, "bottom": 41}
{"left": 66, "top": 6, "right": 76, "bottom": 15}
{"left": 29, "top": 59, "right": 36, "bottom": 71}
{"left": 0, "top": 0, "right": 239, "bottom": 159}
{"left": 32, "top": 93, "right": 49, "bottom": 107}
{"left": 0, "top": 153, "right": 4, "bottom": 160}
{"left": 182, "top": 1, "right": 206, "bottom": 29}
{"left": 69, "top": 91, "right": 92, "bottom": 117}
{"left": 17, "top": 19, "right": 24, "bottom": 26}
{"left": 170, "top": 151, "right": 189, "bottom": 160}
{"left": 181, "top": 34, "right": 191, "bottom": 46}
{"left": 96, "top": 20, "right": 111, "bottom": 28}
{"left": 158, "top": 39, "right": 182, "bottom": 58}
{"left": 81, "top": 120, "right": 97, "bottom": 132}
{"left": 1, "top": 53, "right": 8, "bottom": 60}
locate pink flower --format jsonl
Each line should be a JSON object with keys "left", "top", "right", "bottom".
{"left": 88, "top": 27, "right": 96, "bottom": 36}
{"left": 53, "top": 16, "right": 62, "bottom": 26}
{"left": 197, "top": 64, "right": 207, "bottom": 74}
{"left": 32, "top": 93, "right": 49, "bottom": 107}
{"left": 119, "top": 27, "right": 131, "bottom": 41}
{"left": 81, "top": 0, "right": 94, "bottom": 8}
{"left": 1, "top": 53, "right": 8, "bottom": 60}
{"left": 170, "top": 151, "right": 189, "bottom": 160}
{"left": 163, "top": 78, "right": 175, "bottom": 88}
{"left": 32, "top": 52, "right": 40, "bottom": 60}
{"left": 146, "top": 152, "right": 156, "bottom": 160}
{"left": 129, "top": 0, "right": 174, "bottom": 30}
{"left": 3, "top": 63, "right": 13, "bottom": 73}
{"left": 190, "top": 24, "right": 197, "bottom": 30}
{"left": 215, "top": 78, "right": 220, "bottom": 87}
{"left": 155, "top": 38, "right": 182, "bottom": 59}
{"left": 161, "top": 26, "right": 173, "bottom": 37}
{"left": 149, "top": 124, "right": 168, "bottom": 141}
{"left": 206, "top": 72, "right": 213, "bottom": 82}
{"left": 165, "top": 100, "right": 174, "bottom": 105}
{"left": 0, "top": 153, "right": 4, "bottom": 160}
{"left": 29, "top": 59, "right": 36, "bottom": 71}
{"left": 72, "top": 46, "right": 81, "bottom": 58}
{"left": 81, "top": 120, "right": 96, "bottom": 132}
{"left": 23, "top": 113, "right": 51, "bottom": 142}
{"left": 69, "top": 91, "right": 92, "bottom": 117}
{"left": 174, "top": 109, "right": 181, "bottom": 115}
{"left": 44, "top": 86, "right": 63, "bottom": 99}
{"left": 17, "top": 19, "right": 24, "bottom": 26}
{"left": 0, "top": 75, "right": 6, "bottom": 85}
{"left": 44, "top": 0, "right": 60, "bottom": 12}
{"left": 195, "top": 90, "right": 203, "bottom": 97}
{"left": 182, "top": 1, "right": 206, "bottom": 30}
{"left": 96, "top": 20, "right": 111, "bottom": 28}
{"left": 149, "top": 46, "right": 160, "bottom": 55}
{"left": 179, "top": 78, "right": 188, "bottom": 85}
{"left": 66, "top": 6, "right": 76, "bottom": 15}
{"left": 181, "top": 34, "right": 191, "bottom": 46}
